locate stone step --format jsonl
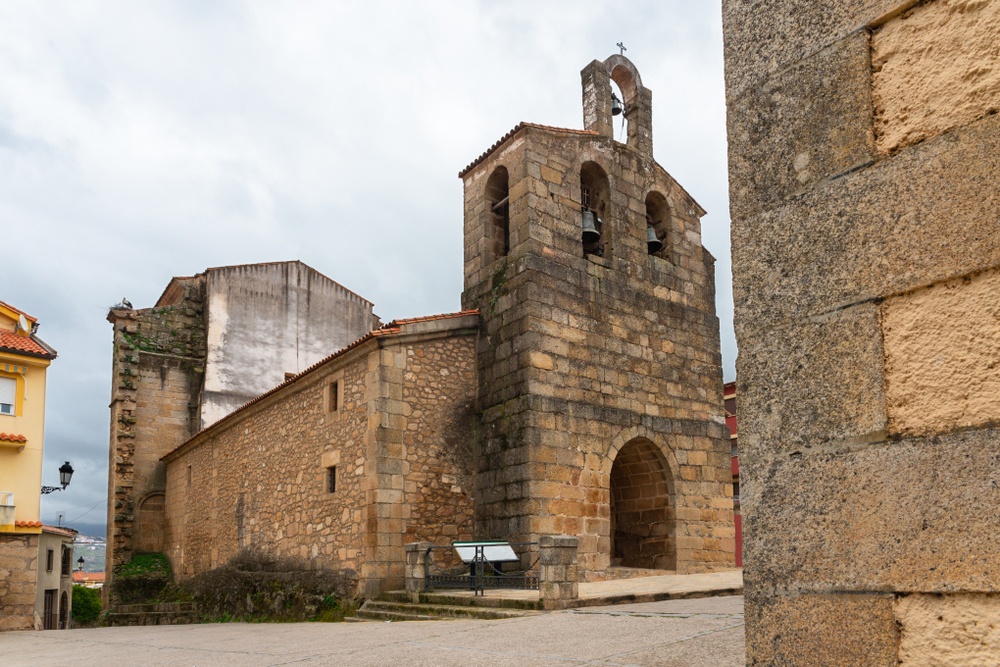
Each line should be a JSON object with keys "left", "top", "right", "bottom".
{"left": 357, "top": 599, "right": 541, "bottom": 622}
{"left": 378, "top": 590, "right": 543, "bottom": 611}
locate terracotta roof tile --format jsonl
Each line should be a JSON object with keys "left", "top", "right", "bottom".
{"left": 42, "top": 524, "right": 78, "bottom": 537}
{"left": 15, "top": 520, "right": 42, "bottom": 528}
{"left": 0, "top": 433, "right": 28, "bottom": 443}
{"left": 458, "top": 122, "right": 601, "bottom": 178}
{"left": 0, "top": 331, "right": 56, "bottom": 359}
{"left": 162, "top": 310, "right": 479, "bottom": 461}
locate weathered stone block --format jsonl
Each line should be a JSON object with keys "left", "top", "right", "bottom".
{"left": 895, "top": 593, "right": 1000, "bottom": 666}
{"left": 745, "top": 592, "right": 898, "bottom": 666}
{"left": 722, "top": 0, "right": 913, "bottom": 98}
{"left": 883, "top": 267, "right": 1000, "bottom": 437}
{"left": 737, "top": 302, "right": 886, "bottom": 456}
{"left": 873, "top": 0, "right": 1000, "bottom": 154}
{"left": 727, "top": 31, "right": 875, "bottom": 219}
{"left": 733, "top": 112, "right": 1000, "bottom": 334}
{"left": 743, "top": 428, "right": 1000, "bottom": 594}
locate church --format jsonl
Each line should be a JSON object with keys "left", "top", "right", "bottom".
{"left": 106, "top": 54, "right": 734, "bottom": 596}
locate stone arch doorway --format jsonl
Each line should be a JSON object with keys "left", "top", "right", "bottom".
{"left": 609, "top": 437, "right": 676, "bottom": 570}
{"left": 136, "top": 493, "right": 166, "bottom": 553}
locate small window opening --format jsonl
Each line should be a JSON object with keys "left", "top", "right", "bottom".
{"left": 327, "top": 466, "right": 337, "bottom": 493}
{"left": 46, "top": 549, "right": 54, "bottom": 571}
{"left": 486, "top": 167, "right": 510, "bottom": 260}
{"left": 186, "top": 465, "right": 192, "bottom": 486}
{"left": 61, "top": 547, "right": 71, "bottom": 576}
{"left": 328, "top": 381, "right": 339, "bottom": 412}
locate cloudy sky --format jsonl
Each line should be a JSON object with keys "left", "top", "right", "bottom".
{"left": 1, "top": 1, "right": 733, "bottom": 536}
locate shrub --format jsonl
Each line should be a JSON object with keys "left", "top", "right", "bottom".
{"left": 180, "top": 548, "right": 358, "bottom": 622}
{"left": 72, "top": 585, "right": 102, "bottom": 626}
{"left": 112, "top": 552, "right": 172, "bottom": 604}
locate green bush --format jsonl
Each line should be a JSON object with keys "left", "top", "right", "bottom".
{"left": 72, "top": 585, "right": 102, "bottom": 626}
{"left": 180, "top": 549, "right": 358, "bottom": 622}
{"left": 112, "top": 552, "right": 172, "bottom": 604}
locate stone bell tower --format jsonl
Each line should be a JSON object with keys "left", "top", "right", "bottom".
{"left": 459, "top": 55, "right": 734, "bottom": 574}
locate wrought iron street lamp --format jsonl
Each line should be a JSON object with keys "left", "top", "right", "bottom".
{"left": 41, "top": 461, "right": 74, "bottom": 494}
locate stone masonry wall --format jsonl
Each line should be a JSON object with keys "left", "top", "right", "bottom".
{"left": 724, "top": 0, "right": 1000, "bottom": 663}
{"left": 461, "top": 57, "right": 732, "bottom": 575}
{"left": 0, "top": 534, "right": 38, "bottom": 631}
{"left": 163, "top": 320, "right": 478, "bottom": 595}
{"left": 165, "top": 349, "right": 371, "bottom": 579}
{"left": 106, "top": 277, "right": 206, "bottom": 596}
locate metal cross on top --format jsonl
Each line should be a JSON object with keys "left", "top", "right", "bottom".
{"left": 617, "top": 42, "right": 627, "bottom": 55}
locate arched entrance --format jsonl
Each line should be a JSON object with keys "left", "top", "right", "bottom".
{"left": 609, "top": 437, "right": 675, "bottom": 570}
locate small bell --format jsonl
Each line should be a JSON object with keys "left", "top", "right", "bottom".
{"left": 646, "top": 226, "right": 664, "bottom": 254}
{"left": 582, "top": 210, "right": 601, "bottom": 243}
{"left": 612, "top": 92, "right": 624, "bottom": 117}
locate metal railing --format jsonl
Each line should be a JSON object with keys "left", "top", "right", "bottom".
{"left": 424, "top": 542, "right": 539, "bottom": 595}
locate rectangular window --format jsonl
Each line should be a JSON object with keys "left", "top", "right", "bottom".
{"left": 187, "top": 465, "right": 192, "bottom": 486}
{"left": 46, "top": 549, "right": 54, "bottom": 572}
{"left": 0, "top": 376, "right": 15, "bottom": 415}
{"left": 61, "top": 547, "right": 71, "bottom": 576}
{"left": 327, "top": 381, "right": 339, "bottom": 412}
{"left": 327, "top": 466, "right": 337, "bottom": 493}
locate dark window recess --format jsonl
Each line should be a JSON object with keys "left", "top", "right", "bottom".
{"left": 61, "top": 547, "right": 71, "bottom": 576}
{"left": 46, "top": 549, "right": 54, "bottom": 572}
{"left": 329, "top": 382, "right": 339, "bottom": 412}
{"left": 327, "top": 466, "right": 337, "bottom": 493}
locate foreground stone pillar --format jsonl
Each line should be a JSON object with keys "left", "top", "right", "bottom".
{"left": 404, "top": 542, "right": 432, "bottom": 603}
{"left": 539, "top": 535, "right": 579, "bottom": 610}
{"left": 723, "top": 0, "right": 1000, "bottom": 663}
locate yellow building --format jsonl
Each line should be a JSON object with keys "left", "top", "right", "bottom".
{"left": 0, "top": 300, "right": 72, "bottom": 631}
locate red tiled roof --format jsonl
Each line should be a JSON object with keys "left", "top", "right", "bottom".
{"left": 0, "top": 331, "right": 56, "bottom": 359}
{"left": 42, "top": 524, "right": 78, "bottom": 537}
{"left": 162, "top": 310, "right": 480, "bottom": 462}
{"left": 0, "top": 433, "right": 28, "bottom": 443}
{"left": 15, "top": 520, "right": 42, "bottom": 528}
{"left": 73, "top": 571, "right": 105, "bottom": 584}
{"left": 458, "top": 122, "right": 601, "bottom": 178}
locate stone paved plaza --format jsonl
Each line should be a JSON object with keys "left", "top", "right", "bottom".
{"left": 1, "top": 596, "right": 745, "bottom": 667}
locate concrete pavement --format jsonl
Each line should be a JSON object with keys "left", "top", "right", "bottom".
{"left": 0, "top": 595, "right": 746, "bottom": 666}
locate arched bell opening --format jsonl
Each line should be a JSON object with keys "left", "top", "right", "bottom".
{"left": 486, "top": 166, "right": 510, "bottom": 261}
{"left": 610, "top": 79, "right": 629, "bottom": 143}
{"left": 580, "top": 161, "right": 612, "bottom": 259}
{"left": 609, "top": 437, "right": 676, "bottom": 570}
{"left": 645, "top": 191, "right": 671, "bottom": 259}
{"left": 610, "top": 62, "right": 641, "bottom": 148}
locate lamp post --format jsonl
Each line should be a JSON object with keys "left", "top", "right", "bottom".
{"left": 77, "top": 556, "right": 85, "bottom": 572}
{"left": 41, "top": 461, "right": 74, "bottom": 495}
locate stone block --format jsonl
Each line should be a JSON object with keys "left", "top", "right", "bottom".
{"left": 745, "top": 592, "right": 897, "bottom": 667}
{"left": 722, "top": 0, "right": 911, "bottom": 98}
{"left": 873, "top": 0, "right": 1000, "bottom": 154}
{"left": 895, "top": 593, "right": 1000, "bottom": 666}
{"left": 727, "top": 31, "right": 875, "bottom": 220}
{"left": 737, "top": 302, "right": 886, "bottom": 456}
{"left": 733, "top": 112, "right": 1000, "bottom": 334}
{"left": 743, "top": 427, "right": 1000, "bottom": 594}
{"left": 883, "top": 267, "right": 1000, "bottom": 437}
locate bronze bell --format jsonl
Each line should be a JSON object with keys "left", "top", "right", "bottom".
{"left": 582, "top": 209, "right": 601, "bottom": 243}
{"left": 612, "top": 92, "right": 624, "bottom": 117}
{"left": 646, "top": 226, "right": 664, "bottom": 254}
